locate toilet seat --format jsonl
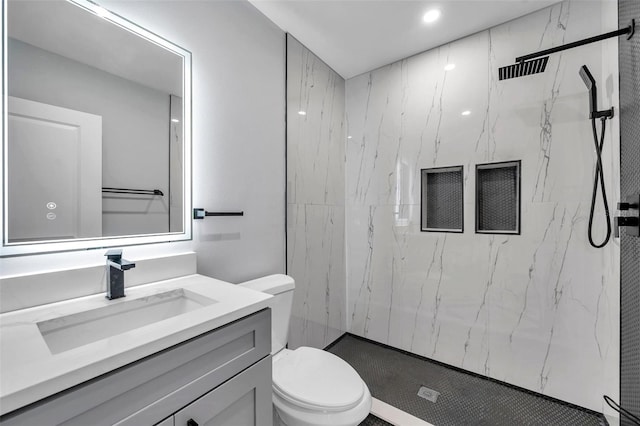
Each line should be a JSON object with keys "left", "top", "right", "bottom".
{"left": 273, "top": 347, "right": 365, "bottom": 412}
{"left": 272, "top": 383, "right": 372, "bottom": 426}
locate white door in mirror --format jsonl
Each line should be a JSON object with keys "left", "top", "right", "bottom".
{"left": 7, "top": 96, "right": 102, "bottom": 242}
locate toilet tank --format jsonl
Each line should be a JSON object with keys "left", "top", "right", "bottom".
{"left": 238, "top": 274, "right": 295, "bottom": 355}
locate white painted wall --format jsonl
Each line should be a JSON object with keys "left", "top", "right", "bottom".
{"left": 8, "top": 38, "right": 170, "bottom": 236}
{"left": 1, "top": 1, "right": 285, "bottom": 289}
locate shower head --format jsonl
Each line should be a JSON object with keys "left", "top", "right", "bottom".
{"left": 498, "top": 57, "right": 549, "bottom": 80}
{"left": 500, "top": 20, "right": 635, "bottom": 82}
{"left": 579, "top": 65, "right": 598, "bottom": 116}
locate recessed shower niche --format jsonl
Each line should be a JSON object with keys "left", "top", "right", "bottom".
{"left": 475, "top": 161, "right": 521, "bottom": 234}
{"left": 421, "top": 166, "right": 464, "bottom": 233}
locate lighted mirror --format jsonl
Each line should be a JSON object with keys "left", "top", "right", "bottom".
{"left": 1, "top": 0, "right": 192, "bottom": 256}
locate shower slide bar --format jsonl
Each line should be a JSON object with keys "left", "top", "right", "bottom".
{"left": 102, "top": 187, "right": 164, "bottom": 196}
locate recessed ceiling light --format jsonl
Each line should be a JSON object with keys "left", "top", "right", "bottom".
{"left": 444, "top": 63, "right": 456, "bottom": 71}
{"left": 461, "top": 110, "right": 471, "bottom": 116}
{"left": 423, "top": 9, "right": 441, "bottom": 24}
{"left": 171, "top": 118, "right": 180, "bottom": 123}
{"left": 298, "top": 111, "right": 306, "bottom": 116}
{"left": 347, "top": 136, "right": 353, "bottom": 139}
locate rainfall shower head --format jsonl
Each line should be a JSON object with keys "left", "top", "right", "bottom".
{"left": 499, "top": 19, "right": 634, "bottom": 83}
{"left": 498, "top": 57, "right": 549, "bottom": 80}
{"left": 579, "top": 65, "right": 598, "bottom": 116}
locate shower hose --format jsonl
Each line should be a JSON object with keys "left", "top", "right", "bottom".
{"left": 588, "top": 116, "right": 612, "bottom": 249}
{"left": 604, "top": 395, "right": 640, "bottom": 425}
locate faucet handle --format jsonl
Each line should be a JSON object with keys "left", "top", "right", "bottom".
{"left": 104, "top": 249, "right": 123, "bottom": 260}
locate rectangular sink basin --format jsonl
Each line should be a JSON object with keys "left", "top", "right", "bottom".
{"left": 37, "top": 289, "right": 217, "bottom": 354}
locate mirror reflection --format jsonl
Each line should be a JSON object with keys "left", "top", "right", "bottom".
{"left": 5, "top": 0, "right": 187, "bottom": 245}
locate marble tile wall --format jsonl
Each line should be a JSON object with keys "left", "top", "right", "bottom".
{"left": 286, "top": 36, "right": 347, "bottom": 349}
{"left": 346, "top": 1, "right": 619, "bottom": 414}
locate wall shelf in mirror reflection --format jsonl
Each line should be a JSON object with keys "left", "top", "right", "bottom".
{"left": 1, "top": 0, "right": 192, "bottom": 256}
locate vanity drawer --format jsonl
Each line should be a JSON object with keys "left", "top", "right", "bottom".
{"left": 0, "top": 308, "right": 270, "bottom": 426}
{"left": 173, "top": 355, "right": 272, "bottom": 426}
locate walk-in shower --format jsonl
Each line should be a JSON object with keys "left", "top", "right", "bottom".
{"left": 497, "top": 20, "right": 637, "bottom": 249}
{"left": 498, "top": 17, "right": 640, "bottom": 424}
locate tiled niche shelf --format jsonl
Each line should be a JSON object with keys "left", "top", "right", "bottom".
{"left": 475, "top": 160, "right": 521, "bottom": 235}
{"left": 421, "top": 166, "right": 464, "bottom": 233}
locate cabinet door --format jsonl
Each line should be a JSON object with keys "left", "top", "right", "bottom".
{"left": 174, "top": 356, "right": 272, "bottom": 426}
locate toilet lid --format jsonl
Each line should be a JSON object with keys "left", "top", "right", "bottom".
{"left": 273, "top": 347, "right": 365, "bottom": 412}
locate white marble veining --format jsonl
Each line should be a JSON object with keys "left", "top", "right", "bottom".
{"left": 0, "top": 274, "right": 272, "bottom": 415}
{"left": 346, "top": 0, "right": 619, "bottom": 414}
{"left": 288, "top": 204, "right": 345, "bottom": 349}
{"left": 347, "top": 32, "right": 489, "bottom": 210}
{"left": 287, "top": 36, "right": 345, "bottom": 207}
{"left": 286, "top": 36, "right": 347, "bottom": 349}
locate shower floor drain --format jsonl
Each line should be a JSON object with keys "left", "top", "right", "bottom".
{"left": 417, "top": 386, "right": 439, "bottom": 403}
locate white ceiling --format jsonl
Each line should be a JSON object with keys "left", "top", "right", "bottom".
{"left": 249, "top": 0, "right": 559, "bottom": 79}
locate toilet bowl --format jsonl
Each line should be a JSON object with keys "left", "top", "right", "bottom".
{"left": 238, "top": 275, "right": 371, "bottom": 426}
{"left": 272, "top": 347, "right": 372, "bottom": 426}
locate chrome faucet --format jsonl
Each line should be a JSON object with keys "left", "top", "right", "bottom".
{"left": 104, "top": 249, "right": 136, "bottom": 300}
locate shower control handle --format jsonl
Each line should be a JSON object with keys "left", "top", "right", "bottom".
{"left": 615, "top": 194, "right": 640, "bottom": 237}
{"left": 618, "top": 202, "right": 631, "bottom": 210}
{"left": 614, "top": 216, "right": 639, "bottom": 238}
{"left": 618, "top": 198, "right": 639, "bottom": 211}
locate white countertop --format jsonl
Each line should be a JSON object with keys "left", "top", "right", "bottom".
{"left": 0, "top": 274, "right": 272, "bottom": 415}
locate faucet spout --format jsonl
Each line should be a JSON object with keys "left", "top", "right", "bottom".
{"left": 108, "top": 258, "right": 136, "bottom": 271}
{"left": 104, "top": 249, "right": 135, "bottom": 300}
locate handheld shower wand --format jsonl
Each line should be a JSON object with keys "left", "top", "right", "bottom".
{"left": 578, "top": 66, "right": 598, "bottom": 118}
{"left": 579, "top": 65, "right": 613, "bottom": 248}
{"left": 579, "top": 66, "right": 614, "bottom": 119}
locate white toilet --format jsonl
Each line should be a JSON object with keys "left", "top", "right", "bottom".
{"left": 239, "top": 274, "right": 372, "bottom": 426}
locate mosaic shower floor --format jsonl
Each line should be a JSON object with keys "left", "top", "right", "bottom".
{"left": 360, "top": 414, "right": 393, "bottom": 426}
{"left": 329, "top": 334, "right": 607, "bottom": 426}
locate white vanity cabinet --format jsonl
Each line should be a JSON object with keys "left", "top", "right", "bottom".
{"left": 0, "top": 309, "right": 272, "bottom": 426}
{"left": 170, "top": 356, "right": 272, "bottom": 426}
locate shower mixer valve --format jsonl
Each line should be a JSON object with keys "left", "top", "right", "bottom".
{"left": 614, "top": 194, "right": 640, "bottom": 238}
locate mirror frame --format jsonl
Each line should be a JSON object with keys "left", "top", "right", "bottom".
{"left": 1, "top": 0, "right": 192, "bottom": 256}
